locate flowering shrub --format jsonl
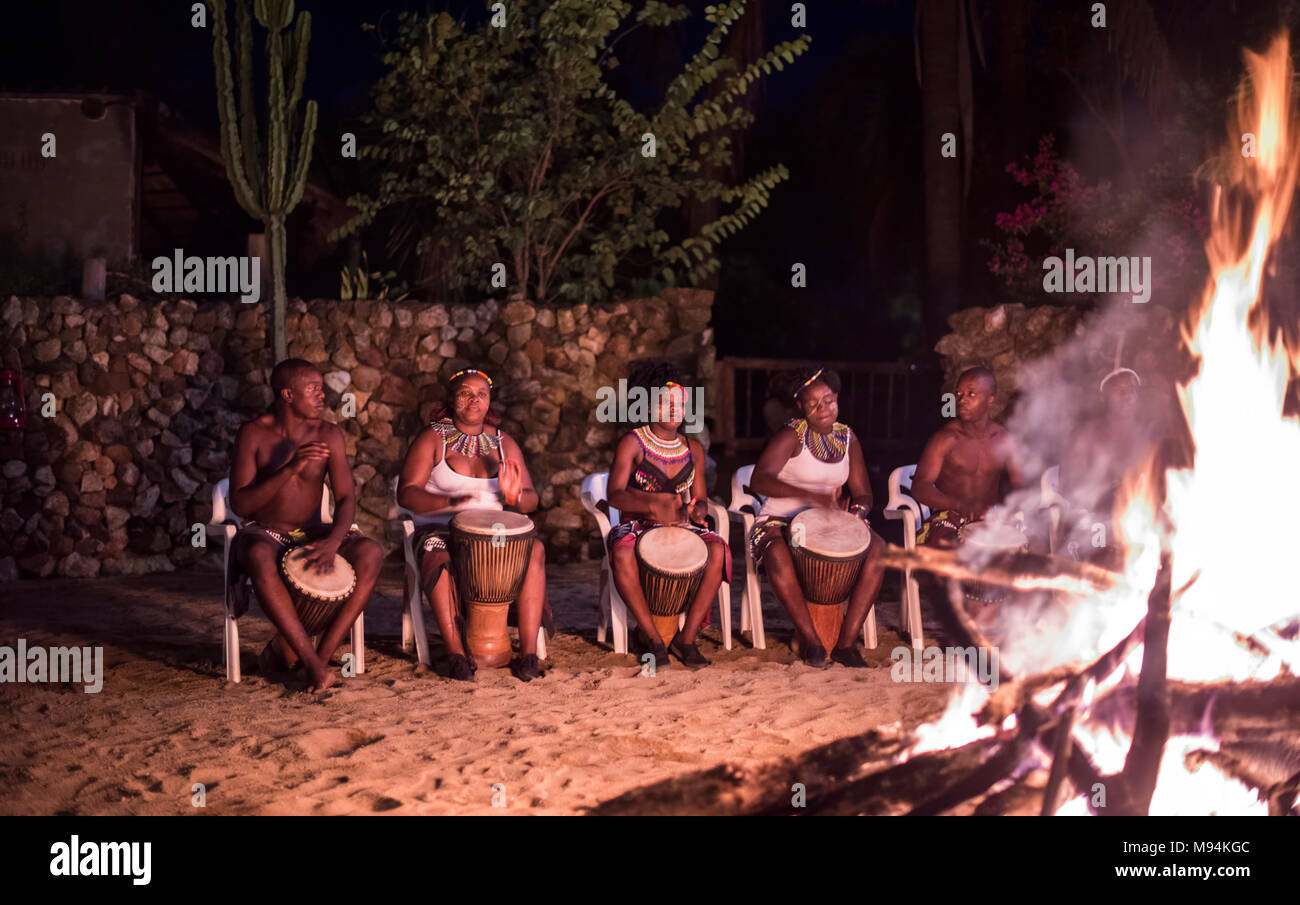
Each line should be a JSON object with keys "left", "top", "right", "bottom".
{"left": 983, "top": 135, "right": 1208, "bottom": 306}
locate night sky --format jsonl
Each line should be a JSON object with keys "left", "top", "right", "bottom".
{"left": 1, "top": 1, "right": 1293, "bottom": 359}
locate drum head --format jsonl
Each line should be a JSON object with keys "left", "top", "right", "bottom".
{"left": 789, "top": 508, "right": 870, "bottom": 557}
{"left": 451, "top": 509, "right": 535, "bottom": 536}
{"left": 280, "top": 547, "right": 356, "bottom": 600}
{"left": 636, "top": 526, "right": 708, "bottom": 574}
{"left": 957, "top": 521, "right": 1028, "bottom": 550}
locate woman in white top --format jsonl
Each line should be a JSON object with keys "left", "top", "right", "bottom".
{"left": 747, "top": 367, "right": 886, "bottom": 669}
{"left": 397, "top": 369, "right": 547, "bottom": 682}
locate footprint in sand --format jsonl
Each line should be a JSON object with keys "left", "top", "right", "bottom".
{"left": 294, "top": 728, "right": 386, "bottom": 759}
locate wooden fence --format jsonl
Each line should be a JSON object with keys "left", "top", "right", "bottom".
{"left": 712, "top": 357, "right": 941, "bottom": 461}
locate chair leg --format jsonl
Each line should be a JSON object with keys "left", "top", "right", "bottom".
{"left": 718, "top": 580, "right": 732, "bottom": 651}
{"left": 863, "top": 606, "right": 877, "bottom": 650}
{"left": 408, "top": 579, "right": 431, "bottom": 666}
{"left": 225, "top": 612, "right": 241, "bottom": 683}
{"left": 351, "top": 614, "right": 365, "bottom": 675}
{"left": 747, "top": 552, "right": 765, "bottom": 650}
{"left": 610, "top": 576, "right": 629, "bottom": 656}
{"left": 907, "top": 571, "right": 924, "bottom": 650}
{"left": 596, "top": 560, "right": 610, "bottom": 645}
{"left": 536, "top": 626, "right": 547, "bottom": 661}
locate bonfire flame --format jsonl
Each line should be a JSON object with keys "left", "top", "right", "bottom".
{"left": 904, "top": 35, "right": 1300, "bottom": 816}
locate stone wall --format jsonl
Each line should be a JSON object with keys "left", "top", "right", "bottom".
{"left": 0, "top": 289, "right": 716, "bottom": 579}
{"left": 933, "top": 302, "right": 1185, "bottom": 417}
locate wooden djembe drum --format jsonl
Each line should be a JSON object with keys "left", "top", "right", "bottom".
{"left": 635, "top": 526, "right": 708, "bottom": 645}
{"left": 448, "top": 510, "right": 536, "bottom": 667}
{"left": 787, "top": 508, "right": 871, "bottom": 651}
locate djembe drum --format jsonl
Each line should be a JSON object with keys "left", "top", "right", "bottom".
{"left": 635, "top": 526, "right": 708, "bottom": 646}
{"left": 449, "top": 510, "right": 536, "bottom": 667}
{"left": 279, "top": 546, "right": 358, "bottom": 635}
{"left": 787, "top": 509, "right": 871, "bottom": 651}
{"left": 955, "top": 520, "right": 1030, "bottom": 607}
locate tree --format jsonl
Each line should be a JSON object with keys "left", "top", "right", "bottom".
{"left": 334, "top": 0, "right": 809, "bottom": 304}
{"left": 918, "top": 0, "right": 983, "bottom": 341}
{"left": 208, "top": 0, "right": 318, "bottom": 363}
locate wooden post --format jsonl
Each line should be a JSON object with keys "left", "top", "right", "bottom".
{"left": 81, "top": 257, "right": 106, "bottom": 301}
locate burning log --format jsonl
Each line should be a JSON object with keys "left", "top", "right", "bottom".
{"left": 876, "top": 542, "right": 1126, "bottom": 597}
{"left": 1106, "top": 552, "right": 1173, "bottom": 816}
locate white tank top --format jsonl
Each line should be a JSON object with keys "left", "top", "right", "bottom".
{"left": 757, "top": 432, "right": 852, "bottom": 519}
{"left": 412, "top": 432, "right": 503, "bottom": 528}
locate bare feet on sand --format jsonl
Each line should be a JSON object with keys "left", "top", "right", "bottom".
{"left": 306, "top": 665, "right": 336, "bottom": 694}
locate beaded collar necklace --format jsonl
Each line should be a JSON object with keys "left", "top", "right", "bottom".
{"left": 788, "top": 418, "right": 850, "bottom": 463}
{"left": 635, "top": 425, "right": 689, "bottom": 465}
{"left": 432, "top": 417, "right": 500, "bottom": 459}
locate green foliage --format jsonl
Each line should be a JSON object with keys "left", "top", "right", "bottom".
{"left": 340, "top": 251, "right": 409, "bottom": 302}
{"left": 208, "top": 0, "right": 318, "bottom": 362}
{"left": 333, "top": 0, "right": 809, "bottom": 304}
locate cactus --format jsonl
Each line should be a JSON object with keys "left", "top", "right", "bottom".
{"left": 208, "top": 0, "right": 318, "bottom": 364}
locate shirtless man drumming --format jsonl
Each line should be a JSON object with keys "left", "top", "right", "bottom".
{"left": 228, "top": 359, "right": 383, "bottom": 693}
{"left": 910, "top": 367, "right": 1026, "bottom": 546}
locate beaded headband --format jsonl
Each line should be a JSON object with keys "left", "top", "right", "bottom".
{"left": 1099, "top": 367, "right": 1140, "bottom": 393}
{"left": 449, "top": 368, "right": 494, "bottom": 389}
{"left": 792, "top": 367, "right": 825, "bottom": 399}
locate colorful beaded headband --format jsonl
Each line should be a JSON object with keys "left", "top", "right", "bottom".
{"left": 792, "top": 367, "right": 825, "bottom": 399}
{"left": 449, "top": 368, "right": 493, "bottom": 389}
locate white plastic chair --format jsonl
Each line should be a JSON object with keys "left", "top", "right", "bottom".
{"left": 1040, "top": 466, "right": 1065, "bottom": 555}
{"left": 387, "top": 476, "right": 546, "bottom": 665}
{"left": 579, "top": 471, "right": 732, "bottom": 654}
{"left": 728, "top": 465, "right": 766, "bottom": 650}
{"left": 730, "top": 464, "right": 878, "bottom": 650}
{"left": 206, "top": 477, "right": 365, "bottom": 683}
{"left": 883, "top": 464, "right": 927, "bottom": 650}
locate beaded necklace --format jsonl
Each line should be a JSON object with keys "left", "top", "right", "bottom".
{"left": 788, "top": 417, "right": 850, "bottom": 463}
{"left": 432, "top": 417, "right": 500, "bottom": 459}
{"left": 635, "top": 425, "right": 689, "bottom": 466}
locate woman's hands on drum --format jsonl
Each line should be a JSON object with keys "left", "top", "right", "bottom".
{"left": 301, "top": 537, "right": 340, "bottom": 573}
{"left": 687, "top": 497, "right": 709, "bottom": 526}
{"left": 498, "top": 458, "right": 525, "bottom": 506}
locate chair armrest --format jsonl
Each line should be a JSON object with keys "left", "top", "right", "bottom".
{"left": 707, "top": 500, "right": 729, "bottom": 543}
{"left": 580, "top": 492, "right": 614, "bottom": 540}
{"left": 385, "top": 515, "right": 416, "bottom": 541}
{"left": 205, "top": 522, "right": 237, "bottom": 541}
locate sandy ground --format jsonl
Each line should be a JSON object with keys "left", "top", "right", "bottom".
{"left": 0, "top": 559, "right": 954, "bottom": 815}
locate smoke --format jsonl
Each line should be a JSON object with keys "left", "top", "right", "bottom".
{"left": 960, "top": 299, "right": 1179, "bottom": 678}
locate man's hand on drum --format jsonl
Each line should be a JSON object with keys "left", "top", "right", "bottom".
{"left": 289, "top": 441, "right": 331, "bottom": 474}
{"left": 301, "top": 537, "right": 340, "bottom": 573}
{"left": 648, "top": 494, "right": 684, "bottom": 525}
{"left": 498, "top": 458, "right": 524, "bottom": 506}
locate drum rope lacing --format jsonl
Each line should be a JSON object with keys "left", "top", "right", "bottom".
{"left": 787, "top": 417, "right": 850, "bottom": 463}
{"left": 432, "top": 417, "right": 501, "bottom": 459}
